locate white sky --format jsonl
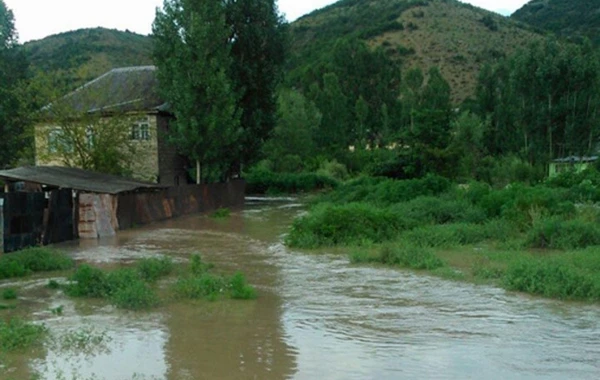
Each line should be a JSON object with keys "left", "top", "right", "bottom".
{"left": 4, "top": 0, "right": 530, "bottom": 43}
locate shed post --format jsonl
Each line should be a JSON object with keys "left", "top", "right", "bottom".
{"left": 0, "top": 198, "right": 4, "bottom": 254}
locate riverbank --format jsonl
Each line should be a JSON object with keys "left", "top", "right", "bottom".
{"left": 285, "top": 172, "right": 600, "bottom": 302}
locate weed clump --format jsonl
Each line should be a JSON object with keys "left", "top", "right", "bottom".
{"left": 504, "top": 256, "right": 600, "bottom": 300}
{"left": 137, "top": 257, "right": 174, "bottom": 283}
{"left": 2, "top": 288, "right": 17, "bottom": 300}
{"left": 0, "top": 248, "right": 74, "bottom": 280}
{"left": 65, "top": 265, "right": 160, "bottom": 310}
{"left": 211, "top": 208, "right": 231, "bottom": 219}
{"left": 174, "top": 255, "right": 257, "bottom": 301}
{"left": 0, "top": 319, "right": 47, "bottom": 352}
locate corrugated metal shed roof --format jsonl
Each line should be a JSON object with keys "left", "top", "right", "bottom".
{"left": 0, "top": 166, "right": 164, "bottom": 194}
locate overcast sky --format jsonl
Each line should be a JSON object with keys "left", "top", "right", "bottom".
{"left": 5, "top": 0, "right": 530, "bottom": 43}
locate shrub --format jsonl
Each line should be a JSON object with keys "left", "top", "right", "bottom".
{"left": 137, "top": 257, "right": 174, "bottom": 283}
{"left": 0, "top": 248, "right": 74, "bottom": 279}
{"left": 174, "top": 273, "right": 227, "bottom": 300}
{"left": 396, "top": 196, "right": 487, "bottom": 225}
{"left": 245, "top": 168, "right": 339, "bottom": 194}
{"left": 229, "top": 272, "right": 257, "bottom": 300}
{"left": 320, "top": 174, "right": 452, "bottom": 205}
{"left": 110, "top": 280, "right": 158, "bottom": 310}
{"left": 67, "top": 266, "right": 160, "bottom": 310}
{"left": 211, "top": 208, "right": 231, "bottom": 219}
{"left": 503, "top": 257, "right": 600, "bottom": 300}
{"left": 0, "top": 319, "right": 47, "bottom": 352}
{"left": 378, "top": 244, "right": 445, "bottom": 270}
{"left": 286, "top": 203, "right": 410, "bottom": 248}
{"left": 65, "top": 265, "right": 111, "bottom": 298}
{"left": 2, "top": 288, "right": 17, "bottom": 300}
{"left": 526, "top": 218, "right": 600, "bottom": 250}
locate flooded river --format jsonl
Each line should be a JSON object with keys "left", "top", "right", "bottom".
{"left": 1, "top": 198, "right": 600, "bottom": 379}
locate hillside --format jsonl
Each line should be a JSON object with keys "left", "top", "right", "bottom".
{"left": 22, "top": 28, "right": 153, "bottom": 89}
{"left": 289, "top": 0, "right": 542, "bottom": 103}
{"left": 512, "top": 0, "right": 600, "bottom": 45}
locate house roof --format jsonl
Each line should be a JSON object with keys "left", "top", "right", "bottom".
{"left": 0, "top": 166, "right": 164, "bottom": 194}
{"left": 552, "top": 156, "right": 599, "bottom": 163}
{"left": 52, "top": 66, "right": 167, "bottom": 115}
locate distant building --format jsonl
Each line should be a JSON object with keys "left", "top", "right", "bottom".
{"left": 34, "top": 66, "right": 188, "bottom": 186}
{"left": 548, "top": 156, "right": 598, "bottom": 177}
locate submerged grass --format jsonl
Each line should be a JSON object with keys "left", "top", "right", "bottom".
{"left": 0, "top": 318, "right": 47, "bottom": 352}
{"left": 2, "top": 289, "right": 17, "bottom": 301}
{"left": 64, "top": 254, "right": 257, "bottom": 308}
{"left": 0, "top": 247, "right": 74, "bottom": 280}
{"left": 174, "top": 255, "right": 258, "bottom": 301}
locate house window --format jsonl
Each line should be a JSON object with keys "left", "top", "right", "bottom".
{"left": 132, "top": 117, "right": 151, "bottom": 141}
{"left": 48, "top": 129, "right": 73, "bottom": 153}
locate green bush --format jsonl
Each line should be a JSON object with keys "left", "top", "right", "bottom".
{"left": 286, "top": 203, "right": 411, "bottom": 248}
{"left": 323, "top": 174, "right": 452, "bottom": 205}
{"left": 137, "top": 257, "right": 174, "bottom": 283}
{"left": 229, "top": 272, "right": 257, "bottom": 300}
{"left": 210, "top": 208, "right": 231, "bottom": 219}
{"left": 245, "top": 168, "right": 338, "bottom": 194}
{"left": 2, "top": 288, "right": 17, "bottom": 300}
{"left": 503, "top": 256, "right": 600, "bottom": 300}
{"left": 396, "top": 196, "right": 487, "bottom": 225}
{"left": 0, "top": 318, "right": 47, "bottom": 352}
{"left": 378, "top": 244, "right": 445, "bottom": 270}
{"left": 401, "top": 220, "right": 516, "bottom": 248}
{"left": 66, "top": 266, "right": 159, "bottom": 310}
{"left": 65, "top": 265, "right": 111, "bottom": 298}
{"left": 0, "top": 248, "right": 74, "bottom": 279}
{"left": 174, "top": 273, "right": 227, "bottom": 300}
{"left": 526, "top": 218, "right": 600, "bottom": 250}
{"left": 110, "top": 280, "right": 158, "bottom": 310}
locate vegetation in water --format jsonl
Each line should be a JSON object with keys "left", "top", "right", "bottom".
{"left": 289, "top": 169, "right": 600, "bottom": 302}
{"left": 211, "top": 208, "right": 231, "bottom": 219}
{"left": 174, "top": 254, "right": 257, "bottom": 301}
{"left": 0, "top": 318, "right": 47, "bottom": 352}
{"left": 1, "top": 289, "right": 17, "bottom": 300}
{"left": 0, "top": 248, "right": 74, "bottom": 280}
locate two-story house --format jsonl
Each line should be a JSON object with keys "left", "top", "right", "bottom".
{"left": 35, "top": 66, "right": 188, "bottom": 186}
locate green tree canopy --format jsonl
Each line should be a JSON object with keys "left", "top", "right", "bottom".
{"left": 153, "top": 0, "right": 241, "bottom": 183}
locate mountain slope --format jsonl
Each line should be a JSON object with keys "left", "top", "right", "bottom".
{"left": 22, "top": 28, "right": 153, "bottom": 89}
{"left": 289, "top": 0, "right": 542, "bottom": 103}
{"left": 512, "top": 0, "right": 600, "bottom": 45}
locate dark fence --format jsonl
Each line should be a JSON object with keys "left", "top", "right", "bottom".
{"left": 1, "top": 189, "right": 75, "bottom": 253}
{"left": 117, "top": 180, "right": 246, "bottom": 230}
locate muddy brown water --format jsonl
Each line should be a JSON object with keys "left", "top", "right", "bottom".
{"left": 1, "top": 197, "right": 600, "bottom": 380}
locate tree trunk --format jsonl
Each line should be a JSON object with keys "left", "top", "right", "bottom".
{"left": 196, "top": 160, "right": 201, "bottom": 185}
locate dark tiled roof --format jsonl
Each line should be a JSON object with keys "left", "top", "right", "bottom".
{"left": 0, "top": 166, "right": 164, "bottom": 194}
{"left": 60, "top": 66, "right": 166, "bottom": 114}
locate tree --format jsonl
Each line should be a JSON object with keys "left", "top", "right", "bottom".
{"left": 262, "top": 89, "right": 320, "bottom": 172}
{"left": 224, "top": 0, "right": 287, "bottom": 170}
{"left": 153, "top": 0, "right": 241, "bottom": 183}
{"left": 0, "top": 0, "right": 29, "bottom": 168}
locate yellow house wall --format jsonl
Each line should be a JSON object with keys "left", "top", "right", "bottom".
{"left": 34, "top": 114, "right": 160, "bottom": 183}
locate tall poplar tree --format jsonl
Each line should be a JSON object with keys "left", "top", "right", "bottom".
{"left": 153, "top": 0, "right": 240, "bottom": 183}
{"left": 224, "top": 0, "right": 287, "bottom": 170}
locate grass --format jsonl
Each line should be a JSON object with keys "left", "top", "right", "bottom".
{"left": 0, "top": 318, "right": 47, "bottom": 352}
{"left": 288, "top": 172, "right": 600, "bottom": 302}
{"left": 174, "top": 255, "right": 257, "bottom": 301}
{"left": 63, "top": 254, "right": 257, "bottom": 307}
{"left": 2, "top": 289, "right": 17, "bottom": 300}
{"left": 211, "top": 208, "right": 231, "bottom": 219}
{"left": 0, "top": 247, "right": 74, "bottom": 280}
